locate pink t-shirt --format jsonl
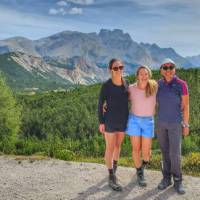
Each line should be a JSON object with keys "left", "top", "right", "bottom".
{"left": 129, "top": 83, "right": 157, "bottom": 117}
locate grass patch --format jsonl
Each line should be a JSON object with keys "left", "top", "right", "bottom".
{"left": 67, "top": 153, "right": 200, "bottom": 177}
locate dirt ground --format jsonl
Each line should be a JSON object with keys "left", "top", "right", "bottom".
{"left": 0, "top": 156, "right": 199, "bottom": 200}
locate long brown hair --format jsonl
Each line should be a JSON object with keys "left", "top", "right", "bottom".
{"left": 136, "top": 65, "right": 157, "bottom": 97}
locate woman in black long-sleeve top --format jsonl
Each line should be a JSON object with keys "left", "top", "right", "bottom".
{"left": 98, "top": 58, "right": 129, "bottom": 191}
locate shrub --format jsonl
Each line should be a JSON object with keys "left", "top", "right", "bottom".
{"left": 54, "top": 149, "right": 75, "bottom": 161}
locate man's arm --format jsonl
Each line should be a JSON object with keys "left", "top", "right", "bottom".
{"left": 181, "top": 94, "right": 189, "bottom": 136}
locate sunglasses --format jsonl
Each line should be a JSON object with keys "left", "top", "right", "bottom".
{"left": 162, "top": 65, "right": 175, "bottom": 71}
{"left": 112, "top": 66, "right": 124, "bottom": 71}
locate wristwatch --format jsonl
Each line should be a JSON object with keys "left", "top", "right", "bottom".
{"left": 181, "top": 122, "right": 189, "bottom": 128}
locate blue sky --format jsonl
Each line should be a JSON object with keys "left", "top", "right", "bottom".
{"left": 0, "top": 0, "right": 200, "bottom": 56}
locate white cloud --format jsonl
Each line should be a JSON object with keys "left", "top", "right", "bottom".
{"left": 49, "top": 7, "right": 82, "bottom": 16}
{"left": 65, "top": 0, "right": 94, "bottom": 5}
{"left": 50, "top": 0, "right": 87, "bottom": 16}
{"left": 68, "top": 7, "right": 82, "bottom": 14}
{"left": 59, "top": 8, "right": 67, "bottom": 15}
{"left": 49, "top": 8, "right": 67, "bottom": 15}
{"left": 49, "top": 8, "right": 60, "bottom": 15}
{"left": 57, "top": 1, "right": 68, "bottom": 7}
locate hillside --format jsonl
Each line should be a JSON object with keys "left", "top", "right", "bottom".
{"left": 0, "top": 52, "right": 70, "bottom": 92}
{"left": 0, "top": 51, "right": 108, "bottom": 91}
{"left": 17, "top": 68, "right": 200, "bottom": 142}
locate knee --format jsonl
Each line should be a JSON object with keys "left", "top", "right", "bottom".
{"left": 106, "top": 145, "right": 115, "bottom": 154}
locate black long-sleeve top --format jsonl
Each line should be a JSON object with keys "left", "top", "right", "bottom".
{"left": 98, "top": 79, "right": 129, "bottom": 130}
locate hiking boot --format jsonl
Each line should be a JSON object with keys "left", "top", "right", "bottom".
{"left": 173, "top": 177, "right": 185, "bottom": 195}
{"left": 158, "top": 178, "right": 172, "bottom": 190}
{"left": 136, "top": 167, "right": 147, "bottom": 187}
{"left": 108, "top": 174, "right": 123, "bottom": 191}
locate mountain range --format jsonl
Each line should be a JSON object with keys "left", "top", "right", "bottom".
{"left": 0, "top": 29, "right": 198, "bottom": 91}
{"left": 186, "top": 55, "right": 200, "bottom": 67}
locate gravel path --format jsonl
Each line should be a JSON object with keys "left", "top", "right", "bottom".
{"left": 0, "top": 156, "right": 199, "bottom": 200}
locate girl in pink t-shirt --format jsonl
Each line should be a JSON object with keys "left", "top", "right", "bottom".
{"left": 126, "top": 65, "right": 157, "bottom": 187}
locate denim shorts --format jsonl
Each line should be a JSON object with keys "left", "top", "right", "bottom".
{"left": 126, "top": 114, "right": 154, "bottom": 138}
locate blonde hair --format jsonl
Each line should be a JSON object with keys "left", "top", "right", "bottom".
{"left": 136, "top": 65, "right": 158, "bottom": 97}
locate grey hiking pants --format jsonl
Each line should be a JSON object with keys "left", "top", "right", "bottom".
{"left": 157, "top": 121, "right": 182, "bottom": 179}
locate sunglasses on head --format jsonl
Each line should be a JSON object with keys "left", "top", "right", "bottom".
{"left": 162, "top": 65, "right": 175, "bottom": 71}
{"left": 112, "top": 66, "right": 124, "bottom": 71}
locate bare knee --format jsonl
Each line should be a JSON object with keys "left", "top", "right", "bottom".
{"left": 114, "top": 142, "right": 121, "bottom": 151}
{"left": 106, "top": 145, "right": 115, "bottom": 154}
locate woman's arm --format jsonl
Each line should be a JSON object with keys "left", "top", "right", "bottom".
{"left": 98, "top": 84, "right": 107, "bottom": 133}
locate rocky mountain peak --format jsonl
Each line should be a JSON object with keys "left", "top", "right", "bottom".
{"left": 99, "top": 29, "right": 132, "bottom": 42}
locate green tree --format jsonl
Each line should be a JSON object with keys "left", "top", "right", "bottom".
{"left": 0, "top": 74, "right": 21, "bottom": 153}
